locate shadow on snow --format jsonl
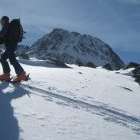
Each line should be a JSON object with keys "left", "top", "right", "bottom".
{"left": 0, "top": 82, "right": 29, "bottom": 140}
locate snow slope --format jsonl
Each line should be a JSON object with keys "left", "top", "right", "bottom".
{"left": 0, "top": 60, "right": 140, "bottom": 140}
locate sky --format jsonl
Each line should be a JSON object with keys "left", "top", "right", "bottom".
{"left": 0, "top": 0, "right": 140, "bottom": 63}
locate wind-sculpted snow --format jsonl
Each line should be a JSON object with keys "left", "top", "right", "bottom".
{"left": 19, "top": 58, "right": 70, "bottom": 68}
{"left": 29, "top": 28, "right": 124, "bottom": 70}
{"left": 22, "top": 84, "right": 140, "bottom": 135}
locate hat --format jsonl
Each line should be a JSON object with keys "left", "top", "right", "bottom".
{"left": 1, "top": 16, "right": 9, "bottom": 22}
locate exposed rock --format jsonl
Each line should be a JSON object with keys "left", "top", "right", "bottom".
{"left": 28, "top": 28, "right": 124, "bottom": 69}
{"left": 103, "top": 63, "right": 113, "bottom": 71}
{"left": 124, "top": 62, "right": 140, "bottom": 69}
{"left": 132, "top": 66, "right": 140, "bottom": 85}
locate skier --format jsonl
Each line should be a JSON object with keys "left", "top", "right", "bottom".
{"left": 0, "top": 16, "right": 28, "bottom": 83}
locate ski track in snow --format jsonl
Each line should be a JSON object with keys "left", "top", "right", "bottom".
{"left": 21, "top": 83, "right": 140, "bottom": 135}
{"left": 0, "top": 62, "right": 140, "bottom": 139}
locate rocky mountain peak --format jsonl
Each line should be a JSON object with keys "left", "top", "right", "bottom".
{"left": 29, "top": 28, "right": 124, "bottom": 70}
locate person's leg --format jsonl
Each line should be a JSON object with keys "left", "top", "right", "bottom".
{"left": 0, "top": 51, "right": 11, "bottom": 74}
{"left": 0, "top": 51, "right": 11, "bottom": 81}
{"left": 9, "top": 52, "right": 25, "bottom": 75}
{"left": 9, "top": 52, "right": 28, "bottom": 82}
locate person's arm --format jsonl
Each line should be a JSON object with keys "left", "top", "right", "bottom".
{"left": 0, "top": 27, "right": 6, "bottom": 44}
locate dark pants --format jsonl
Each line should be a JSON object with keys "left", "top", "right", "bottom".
{"left": 0, "top": 49, "right": 24, "bottom": 75}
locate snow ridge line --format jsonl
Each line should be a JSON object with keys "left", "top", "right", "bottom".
{"left": 22, "top": 84, "right": 140, "bottom": 135}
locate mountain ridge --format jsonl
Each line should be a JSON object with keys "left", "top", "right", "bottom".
{"left": 28, "top": 28, "right": 124, "bottom": 69}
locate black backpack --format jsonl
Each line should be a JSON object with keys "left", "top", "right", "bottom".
{"left": 8, "top": 19, "right": 24, "bottom": 43}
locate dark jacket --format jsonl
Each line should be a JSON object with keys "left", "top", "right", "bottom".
{"left": 0, "top": 24, "right": 9, "bottom": 44}
{"left": 0, "top": 23, "right": 17, "bottom": 50}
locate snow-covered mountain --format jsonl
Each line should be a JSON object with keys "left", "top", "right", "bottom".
{"left": 0, "top": 59, "right": 140, "bottom": 140}
{"left": 29, "top": 28, "right": 124, "bottom": 70}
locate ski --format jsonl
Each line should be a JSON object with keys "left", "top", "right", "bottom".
{"left": 0, "top": 74, "right": 31, "bottom": 85}
{"left": 10, "top": 74, "right": 30, "bottom": 84}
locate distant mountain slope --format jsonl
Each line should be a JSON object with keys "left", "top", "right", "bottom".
{"left": 29, "top": 28, "right": 124, "bottom": 69}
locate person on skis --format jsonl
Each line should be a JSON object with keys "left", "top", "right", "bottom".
{"left": 0, "top": 16, "right": 28, "bottom": 82}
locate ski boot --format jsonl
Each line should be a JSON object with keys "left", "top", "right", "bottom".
{"left": 12, "top": 72, "right": 30, "bottom": 83}
{"left": 0, "top": 73, "right": 11, "bottom": 82}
